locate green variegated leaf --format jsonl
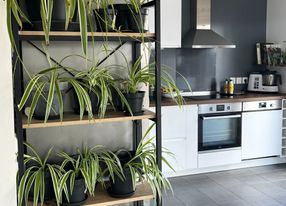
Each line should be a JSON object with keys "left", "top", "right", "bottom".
{"left": 28, "top": 82, "right": 46, "bottom": 124}
{"left": 55, "top": 81, "right": 64, "bottom": 122}
{"left": 44, "top": 70, "right": 56, "bottom": 123}
{"left": 17, "top": 166, "right": 36, "bottom": 206}
{"left": 18, "top": 74, "right": 44, "bottom": 111}
{"left": 77, "top": 0, "right": 88, "bottom": 55}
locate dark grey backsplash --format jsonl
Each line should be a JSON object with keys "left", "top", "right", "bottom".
{"left": 161, "top": 0, "right": 267, "bottom": 92}
{"left": 176, "top": 49, "right": 216, "bottom": 91}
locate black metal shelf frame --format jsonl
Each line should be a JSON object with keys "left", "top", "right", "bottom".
{"left": 12, "top": 1, "right": 161, "bottom": 206}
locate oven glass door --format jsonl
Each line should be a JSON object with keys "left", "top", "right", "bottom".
{"left": 199, "top": 113, "right": 241, "bottom": 151}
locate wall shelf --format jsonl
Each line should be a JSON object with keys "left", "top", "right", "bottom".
{"left": 28, "top": 181, "right": 154, "bottom": 206}
{"left": 23, "top": 110, "right": 156, "bottom": 129}
{"left": 18, "top": 31, "right": 156, "bottom": 42}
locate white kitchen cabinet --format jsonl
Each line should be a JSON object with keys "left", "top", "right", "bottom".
{"left": 242, "top": 110, "right": 282, "bottom": 160}
{"left": 198, "top": 149, "right": 242, "bottom": 168}
{"left": 161, "top": 0, "right": 181, "bottom": 48}
{"left": 150, "top": 105, "right": 198, "bottom": 173}
{"left": 148, "top": 0, "right": 182, "bottom": 48}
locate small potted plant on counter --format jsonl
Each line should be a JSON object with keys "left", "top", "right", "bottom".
{"left": 108, "top": 123, "right": 174, "bottom": 200}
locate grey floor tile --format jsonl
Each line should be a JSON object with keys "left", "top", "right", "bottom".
{"left": 163, "top": 196, "right": 185, "bottom": 206}
{"left": 235, "top": 174, "right": 268, "bottom": 185}
{"left": 197, "top": 183, "right": 241, "bottom": 204}
{"left": 241, "top": 196, "right": 284, "bottom": 206}
{"left": 176, "top": 189, "right": 218, "bottom": 206}
{"left": 273, "top": 180, "right": 286, "bottom": 190}
{"left": 273, "top": 193, "right": 286, "bottom": 205}
{"left": 228, "top": 184, "right": 267, "bottom": 199}
{"left": 217, "top": 199, "right": 249, "bottom": 206}
{"left": 227, "top": 168, "right": 256, "bottom": 176}
{"left": 251, "top": 182, "right": 286, "bottom": 198}
{"left": 166, "top": 164, "right": 286, "bottom": 206}
{"left": 210, "top": 175, "right": 241, "bottom": 188}
{"left": 260, "top": 171, "right": 286, "bottom": 182}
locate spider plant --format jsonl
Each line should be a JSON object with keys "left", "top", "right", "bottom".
{"left": 17, "top": 143, "right": 71, "bottom": 206}
{"left": 112, "top": 123, "right": 174, "bottom": 201}
{"left": 122, "top": 55, "right": 191, "bottom": 106}
{"left": 18, "top": 65, "right": 93, "bottom": 123}
{"left": 74, "top": 63, "right": 131, "bottom": 118}
{"left": 58, "top": 146, "right": 123, "bottom": 198}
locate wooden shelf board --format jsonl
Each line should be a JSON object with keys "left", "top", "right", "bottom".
{"left": 28, "top": 181, "right": 154, "bottom": 206}
{"left": 23, "top": 110, "right": 155, "bottom": 129}
{"left": 18, "top": 31, "right": 155, "bottom": 41}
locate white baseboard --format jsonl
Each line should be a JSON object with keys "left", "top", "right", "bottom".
{"left": 164, "top": 156, "right": 286, "bottom": 178}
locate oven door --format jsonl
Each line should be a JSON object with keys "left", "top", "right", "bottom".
{"left": 198, "top": 113, "right": 241, "bottom": 151}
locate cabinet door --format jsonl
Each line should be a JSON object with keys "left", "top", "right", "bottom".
{"left": 242, "top": 110, "right": 282, "bottom": 160}
{"left": 163, "top": 138, "right": 187, "bottom": 172}
{"left": 150, "top": 105, "right": 198, "bottom": 173}
{"left": 148, "top": 0, "right": 182, "bottom": 48}
{"left": 161, "top": 0, "right": 182, "bottom": 48}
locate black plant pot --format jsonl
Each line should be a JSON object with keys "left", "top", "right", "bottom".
{"left": 113, "top": 4, "right": 131, "bottom": 31}
{"left": 109, "top": 151, "right": 136, "bottom": 197}
{"left": 62, "top": 178, "right": 87, "bottom": 206}
{"left": 33, "top": 83, "right": 67, "bottom": 120}
{"left": 29, "top": 171, "right": 55, "bottom": 201}
{"left": 72, "top": 89, "right": 99, "bottom": 115}
{"left": 124, "top": 91, "right": 145, "bottom": 116}
{"left": 25, "top": 0, "right": 79, "bottom": 31}
{"left": 128, "top": 8, "right": 149, "bottom": 32}
{"left": 94, "top": 8, "right": 117, "bottom": 32}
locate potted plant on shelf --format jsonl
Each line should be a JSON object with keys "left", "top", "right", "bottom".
{"left": 17, "top": 143, "right": 71, "bottom": 206}
{"left": 18, "top": 65, "right": 94, "bottom": 123}
{"left": 108, "top": 123, "right": 174, "bottom": 199}
{"left": 73, "top": 63, "right": 131, "bottom": 118}
{"left": 120, "top": 56, "right": 188, "bottom": 116}
{"left": 58, "top": 146, "right": 123, "bottom": 205}
{"left": 126, "top": 0, "right": 149, "bottom": 33}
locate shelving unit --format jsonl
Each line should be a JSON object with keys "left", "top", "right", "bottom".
{"left": 12, "top": 1, "right": 162, "bottom": 206}
{"left": 282, "top": 99, "right": 286, "bottom": 156}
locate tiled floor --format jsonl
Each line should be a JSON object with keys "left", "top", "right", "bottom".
{"left": 164, "top": 164, "right": 286, "bottom": 206}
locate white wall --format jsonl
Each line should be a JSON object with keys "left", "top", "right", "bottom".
{"left": 0, "top": 1, "right": 18, "bottom": 205}
{"left": 266, "top": 0, "right": 286, "bottom": 93}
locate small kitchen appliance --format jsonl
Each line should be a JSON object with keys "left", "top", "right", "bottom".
{"left": 248, "top": 71, "right": 282, "bottom": 93}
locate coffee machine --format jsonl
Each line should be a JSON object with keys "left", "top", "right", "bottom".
{"left": 248, "top": 71, "right": 282, "bottom": 93}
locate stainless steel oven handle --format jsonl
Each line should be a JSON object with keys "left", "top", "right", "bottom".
{"left": 201, "top": 114, "right": 241, "bottom": 120}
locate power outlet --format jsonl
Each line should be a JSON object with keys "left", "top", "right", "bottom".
{"left": 242, "top": 77, "right": 248, "bottom": 84}
{"left": 236, "top": 77, "right": 243, "bottom": 84}
{"left": 229, "top": 77, "right": 236, "bottom": 84}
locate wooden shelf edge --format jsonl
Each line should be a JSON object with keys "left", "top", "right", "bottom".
{"left": 19, "top": 31, "right": 155, "bottom": 38}
{"left": 23, "top": 110, "right": 156, "bottom": 129}
{"left": 27, "top": 181, "right": 154, "bottom": 206}
{"left": 85, "top": 181, "right": 154, "bottom": 206}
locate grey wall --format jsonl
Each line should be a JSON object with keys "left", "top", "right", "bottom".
{"left": 162, "top": 0, "right": 267, "bottom": 92}
{"left": 212, "top": 0, "right": 267, "bottom": 89}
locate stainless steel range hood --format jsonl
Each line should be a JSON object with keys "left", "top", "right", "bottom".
{"left": 183, "top": 0, "right": 236, "bottom": 49}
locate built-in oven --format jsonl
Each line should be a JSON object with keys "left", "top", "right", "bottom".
{"left": 198, "top": 102, "right": 242, "bottom": 151}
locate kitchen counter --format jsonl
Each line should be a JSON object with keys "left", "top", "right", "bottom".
{"left": 150, "top": 93, "right": 286, "bottom": 107}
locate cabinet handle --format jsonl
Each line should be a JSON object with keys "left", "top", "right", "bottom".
{"left": 202, "top": 114, "right": 241, "bottom": 120}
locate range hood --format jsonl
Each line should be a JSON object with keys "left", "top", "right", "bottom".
{"left": 182, "top": 0, "right": 236, "bottom": 49}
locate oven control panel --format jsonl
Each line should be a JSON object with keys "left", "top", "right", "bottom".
{"left": 198, "top": 102, "right": 242, "bottom": 114}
